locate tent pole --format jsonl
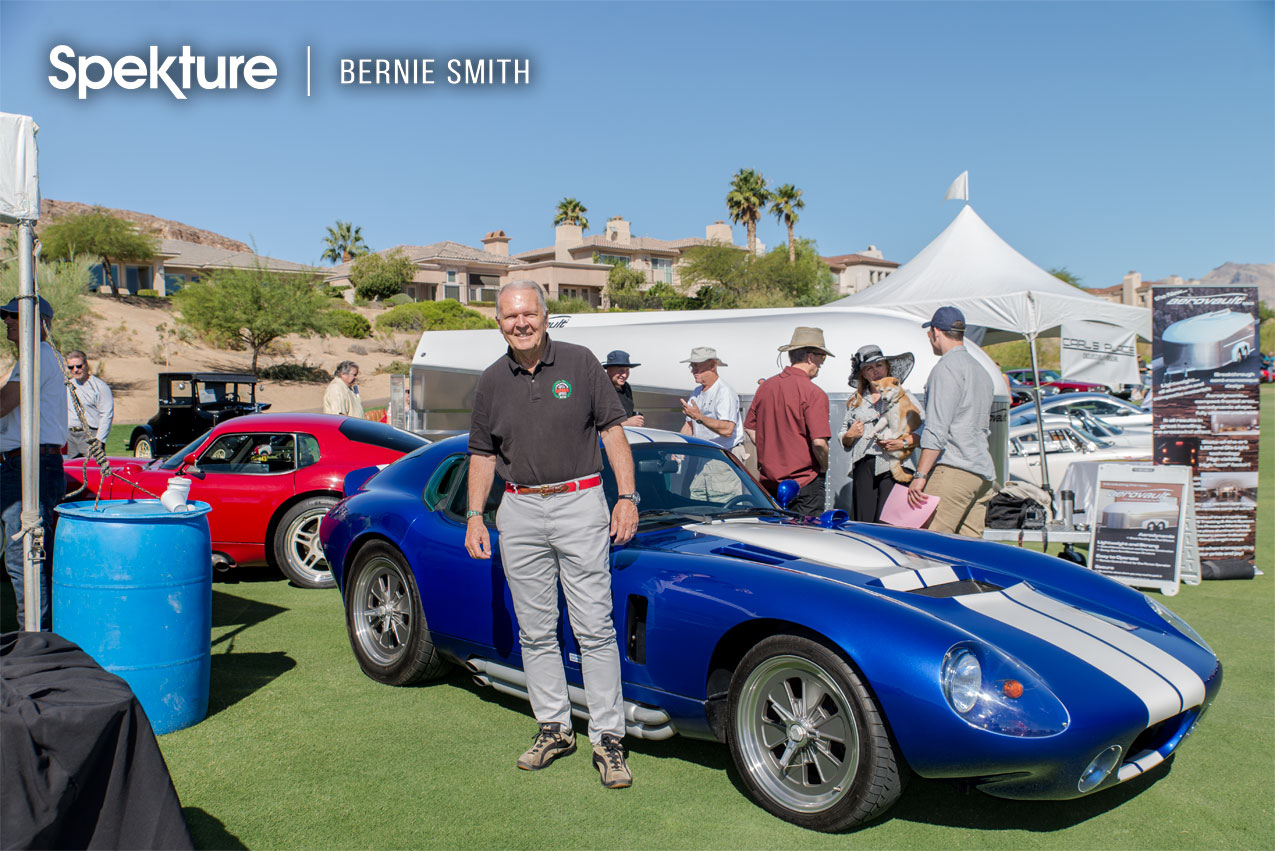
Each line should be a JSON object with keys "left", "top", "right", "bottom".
{"left": 1027, "top": 331, "right": 1053, "bottom": 496}
{"left": 17, "top": 220, "right": 44, "bottom": 632}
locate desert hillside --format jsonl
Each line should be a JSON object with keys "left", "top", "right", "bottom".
{"left": 2, "top": 294, "right": 431, "bottom": 423}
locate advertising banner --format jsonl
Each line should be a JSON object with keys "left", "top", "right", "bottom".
{"left": 1061, "top": 320, "right": 1139, "bottom": 388}
{"left": 1150, "top": 284, "right": 1262, "bottom": 569}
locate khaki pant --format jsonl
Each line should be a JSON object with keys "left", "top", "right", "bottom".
{"left": 925, "top": 464, "right": 992, "bottom": 537}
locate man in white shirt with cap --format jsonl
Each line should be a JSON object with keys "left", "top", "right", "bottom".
{"left": 679, "top": 346, "right": 746, "bottom": 501}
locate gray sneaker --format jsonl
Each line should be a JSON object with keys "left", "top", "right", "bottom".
{"left": 517, "top": 723, "right": 576, "bottom": 771}
{"left": 592, "top": 733, "right": 632, "bottom": 788}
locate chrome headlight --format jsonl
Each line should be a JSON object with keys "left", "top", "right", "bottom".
{"left": 940, "top": 642, "right": 1070, "bottom": 737}
{"left": 1146, "top": 595, "right": 1214, "bottom": 654}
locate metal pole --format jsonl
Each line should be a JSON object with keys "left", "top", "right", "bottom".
{"left": 17, "top": 220, "right": 44, "bottom": 631}
{"left": 1026, "top": 330, "right": 1053, "bottom": 495}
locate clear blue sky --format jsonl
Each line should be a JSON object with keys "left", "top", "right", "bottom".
{"left": 2, "top": 0, "right": 1272, "bottom": 288}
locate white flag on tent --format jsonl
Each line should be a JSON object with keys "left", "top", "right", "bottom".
{"left": 1061, "top": 321, "right": 1139, "bottom": 388}
{"left": 944, "top": 170, "right": 968, "bottom": 202}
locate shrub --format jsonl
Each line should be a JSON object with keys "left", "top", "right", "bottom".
{"left": 351, "top": 250, "right": 414, "bottom": 301}
{"left": 377, "top": 360, "right": 411, "bottom": 375}
{"left": 348, "top": 343, "right": 368, "bottom": 355}
{"left": 374, "top": 300, "right": 496, "bottom": 333}
{"left": 259, "top": 362, "right": 332, "bottom": 383}
{"left": 387, "top": 293, "right": 413, "bottom": 306}
{"left": 137, "top": 288, "right": 159, "bottom": 297}
{"left": 330, "top": 309, "right": 372, "bottom": 339}
{"left": 0, "top": 256, "right": 93, "bottom": 356}
{"left": 327, "top": 286, "right": 348, "bottom": 299}
{"left": 546, "top": 297, "right": 593, "bottom": 314}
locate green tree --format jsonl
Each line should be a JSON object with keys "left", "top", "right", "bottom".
{"left": 754, "top": 239, "right": 836, "bottom": 306}
{"left": 1049, "top": 267, "right": 1083, "bottom": 289}
{"left": 554, "top": 197, "right": 589, "bottom": 231}
{"left": 321, "top": 221, "right": 370, "bottom": 264}
{"left": 726, "top": 168, "right": 770, "bottom": 256}
{"left": 39, "top": 208, "right": 158, "bottom": 299}
{"left": 678, "top": 242, "right": 754, "bottom": 309}
{"left": 349, "top": 249, "right": 415, "bottom": 300}
{"left": 173, "top": 266, "right": 333, "bottom": 374}
{"left": 604, "top": 263, "right": 650, "bottom": 310}
{"left": 0, "top": 256, "right": 93, "bottom": 356}
{"left": 769, "top": 184, "right": 805, "bottom": 263}
{"left": 679, "top": 239, "right": 834, "bottom": 310}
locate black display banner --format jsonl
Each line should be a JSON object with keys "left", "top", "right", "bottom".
{"left": 1150, "top": 284, "right": 1262, "bottom": 568}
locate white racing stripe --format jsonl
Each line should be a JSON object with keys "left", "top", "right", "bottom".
{"left": 879, "top": 564, "right": 961, "bottom": 591}
{"left": 1116, "top": 749, "right": 1165, "bottom": 782}
{"left": 956, "top": 588, "right": 1184, "bottom": 725}
{"left": 1004, "top": 584, "right": 1206, "bottom": 711}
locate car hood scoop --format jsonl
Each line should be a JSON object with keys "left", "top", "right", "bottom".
{"left": 685, "top": 519, "right": 977, "bottom": 593}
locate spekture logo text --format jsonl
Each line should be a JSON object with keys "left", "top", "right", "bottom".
{"left": 48, "top": 45, "right": 278, "bottom": 100}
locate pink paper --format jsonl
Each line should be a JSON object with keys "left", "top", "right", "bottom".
{"left": 880, "top": 485, "right": 941, "bottom": 529}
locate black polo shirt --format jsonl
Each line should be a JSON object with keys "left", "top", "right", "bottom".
{"left": 469, "top": 336, "right": 626, "bottom": 486}
{"left": 614, "top": 382, "right": 635, "bottom": 418}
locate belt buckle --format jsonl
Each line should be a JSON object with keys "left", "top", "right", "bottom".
{"left": 541, "top": 483, "right": 568, "bottom": 497}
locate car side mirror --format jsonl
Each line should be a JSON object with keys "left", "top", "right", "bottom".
{"left": 178, "top": 453, "right": 205, "bottom": 479}
{"left": 775, "top": 479, "right": 800, "bottom": 509}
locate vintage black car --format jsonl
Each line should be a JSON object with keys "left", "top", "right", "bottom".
{"left": 128, "top": 372, "right": 270, "bottom": 458}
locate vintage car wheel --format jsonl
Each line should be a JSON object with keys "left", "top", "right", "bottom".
{"left": 727, "top": 635, "right": 904, "bottom": 832}
{"left": 273, "top": 496, "right": 339, "bottom": 589}
{"left": 133, "top": 436, "right": 153, "bottom": 459}
{"left": 345, "top": 542, "right": 449, "bottom": 686}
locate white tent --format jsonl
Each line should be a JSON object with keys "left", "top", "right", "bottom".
{"left": 832, "top": 204, "right": 1150, "bottom": 493}
{"left": 831, "top": 205, "right": 1150, "bottom": 344}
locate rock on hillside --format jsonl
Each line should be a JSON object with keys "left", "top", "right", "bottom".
{"left": 1199, "top": 262, "right": 1275, "bottom": 306}
{"left": 2, "top": 199, "right": 250, "bottom": 252}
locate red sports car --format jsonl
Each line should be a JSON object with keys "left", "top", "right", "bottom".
{"left": 63, "top": 413, "right": 427, "bottom": 588}
{"left": 1003, "top": 368, "right": 1107, "bottom": 394}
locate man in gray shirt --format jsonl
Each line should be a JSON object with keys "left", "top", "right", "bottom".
{"left": 906, "top": 306, "right": 995, "bottom": 536}
{"left": 65, "top": 350, "right": 114, "bottom": 459}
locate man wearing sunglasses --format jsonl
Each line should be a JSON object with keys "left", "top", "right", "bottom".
{"left": 0, "top": 296, "right": 67, "bottom": 630}
{"left": 64, "top": 350, "right": 114, "bottom": 460}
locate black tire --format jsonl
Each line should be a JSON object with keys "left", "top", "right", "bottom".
{"left": 727, "top": 635, "right": 904, "bottom": 832}
{"left": 133, "top": 435, "right": 153, "bottom": 459}
{"left": 344, "top": 541, "right": 449, "bottom": 686}
{"left": 272, "top": 495, "right": 339, "bottom": 588}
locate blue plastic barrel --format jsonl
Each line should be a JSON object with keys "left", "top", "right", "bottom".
{"left": 52, "top": 500, "right": 213, "bottom": 735}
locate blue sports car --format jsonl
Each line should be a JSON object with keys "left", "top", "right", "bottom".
{"left": 320, "top": 429, "right": 1221, "bottom": 832}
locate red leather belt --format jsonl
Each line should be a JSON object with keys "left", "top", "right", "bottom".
{"left": 506, "top": 474, "right": 602, "bottom": 496}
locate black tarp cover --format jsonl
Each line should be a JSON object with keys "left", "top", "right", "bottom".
{"left": 0, "top": 631, "right": 193, "bottom": 850}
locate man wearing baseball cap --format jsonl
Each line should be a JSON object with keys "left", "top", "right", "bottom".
{"left": 1, "top": 295, "right": 68, "bottom": 630}
{"left": 906, "top": 306, "right": 995, "bottom": 536}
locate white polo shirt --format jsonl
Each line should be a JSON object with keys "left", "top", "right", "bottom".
{"left": 687, "top": 377, "right": 744, "bottom": 450}
{"left": 1, "top": 341, "right": 70, "bottom": 452}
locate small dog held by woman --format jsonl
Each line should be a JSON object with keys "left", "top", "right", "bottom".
{"left": 862, "top": 376, "right": 923, "bottom": 483}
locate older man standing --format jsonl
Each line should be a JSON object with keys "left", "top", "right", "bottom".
{"left": 744, "top": 328, "right": 833, "bottom": 516}
{"left": 679, "top": 346, "right": 744, "bottom": 458}
{"left": 1, "top": 296, "right": 67, "bottom": 631}
{"left": 466, "top": 280, "right": 638, "bottom": 789}
{"left": 64, "top": 350, "right": 113, "bottom": 460}
{"left": 602, "top": 350, "right": 644, "bottom": 427}
{"left": 906, "top": 306, "right": 995, "bottom": 536}
{"left": 323, "top": 360, "right": 363, "bottom": 417}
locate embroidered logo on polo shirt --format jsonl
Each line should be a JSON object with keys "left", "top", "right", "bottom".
{"left": 551, "top": 380, "right": 572, "bottom": 399}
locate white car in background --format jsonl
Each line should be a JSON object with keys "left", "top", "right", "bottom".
{"left": 1010, "top": 393, "right": 1153, "bottom": 430}
{"left": 1014, "top": 412, "right": 1150, "bottom": 453}
{"left": 1007, "top": 421, "right": 1150, "bottom": 488}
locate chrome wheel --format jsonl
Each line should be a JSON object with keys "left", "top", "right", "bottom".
{"left": 351, "top": 555, "right": 413, "bottom": 667}
{"left": 734, "top": 654, "right": 860, "bottom": 814}
{"left": 134, "top": 437, "right": 152, "bottom": 459}
{"left": 273, "top": 496, "right": 338, "bottom": 588}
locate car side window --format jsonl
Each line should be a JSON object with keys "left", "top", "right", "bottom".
{"left": 297, "top": 434, "right": 321, "bottom": 468}
{"left": 442, "top": 460, "right": 505, "bottom": 525}
{"left": 200, "top": 433, "right": 295, "bottom": 474}
{"left": 424, "top": 454, "right": 467, "bottom": 509}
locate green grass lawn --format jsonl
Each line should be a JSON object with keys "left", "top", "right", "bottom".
{"left": 10, "top": 390, "right": 1275, "bottom": 848}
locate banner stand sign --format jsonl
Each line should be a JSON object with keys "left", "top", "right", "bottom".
{"left": 1061, "top": 321, "right": 1139, "bottom": 389}
{"left": 1088, "top": 463, "right": 1198, "bottom": 596}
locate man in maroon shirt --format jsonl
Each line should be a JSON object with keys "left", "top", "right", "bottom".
{"left": 744, "top": 327, "right": 833, "bottom": 516}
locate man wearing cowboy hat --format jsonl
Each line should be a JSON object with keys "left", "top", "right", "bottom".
{"left": 1, "top": 296, "right": 68, "bottom": 631}
{"left": 679, "top": 346, "right": 746, "bottom": 501}
{"left": 602, "top": 350, "right": 644, "bottom": 427}
{"left": 906, "top": 306, "right": 995, "bottom": 536}
{"left": 744, "top": 327, "right": 833, "bottom": 516}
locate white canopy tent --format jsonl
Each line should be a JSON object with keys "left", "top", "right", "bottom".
{"left": 832, "top": 204, "right": 1151, "bottom": 493}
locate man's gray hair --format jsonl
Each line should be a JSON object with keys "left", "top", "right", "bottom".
{"left": 334, "top": 360, "right": 359, "bottom": 378}
{"left": 66, "top": 350, "right": 88, "bottom": 363}
{"left": 496, "top": 280, "right": 547, "bottom": 318}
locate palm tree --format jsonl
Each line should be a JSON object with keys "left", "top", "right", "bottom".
{"left": 321, "top": 221, "right": 370, "bottom": 264}
{"left": 726, "top": 169, "right": 769, "bottom": 255}
{"left": 554, "top": 197, "right": 589, "bottom": 231}
{"left": 769, "top": 184, "right": 805, "bottom": 263}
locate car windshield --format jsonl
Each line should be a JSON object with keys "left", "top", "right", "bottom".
{"left": 158, "top": 429, "right": 212, "bottom": 469}
{"left": 600, "top": 443, "right": 779, "bottom": 524}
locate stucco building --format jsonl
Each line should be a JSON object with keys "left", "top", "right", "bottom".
{"left": 821, "top": 246, "right": 899, "bottom": 296}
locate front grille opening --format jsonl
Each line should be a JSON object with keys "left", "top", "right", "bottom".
{"left": 910, "top": 579, "right": 1004, "bottom": 598}
{"left": 1126, "top": 710, "right": 1191, "bottom": 759}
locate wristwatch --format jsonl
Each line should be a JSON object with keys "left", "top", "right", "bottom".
{"left": 618, "top": 492, "right": 641, "bottom": 506}
{"left": 465, "top": 509, "right": 483, "bottom": 519}
{"left": 913, "top": 472, "right": 928, "bottom": 481}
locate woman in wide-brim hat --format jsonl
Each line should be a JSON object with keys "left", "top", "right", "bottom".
{"left": 839, "top": 344, "right": 923, "bottom": 523}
